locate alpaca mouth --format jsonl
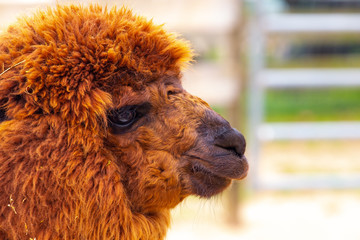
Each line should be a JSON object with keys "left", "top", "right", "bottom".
{"left": 187, "top": 153, "right": 248, "bottom": 179}
{"left": 181, "top": 152, "right": 248, "bottom": 198}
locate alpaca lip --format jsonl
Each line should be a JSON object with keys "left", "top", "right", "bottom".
{"left": 183, "top": 157, "right": 232, "bottom": 198}
{"left": 184, "top": 153, "right": 248, "bottom": 180}
{"left": 181, "top": 153, "right": 247, "bottom": 198}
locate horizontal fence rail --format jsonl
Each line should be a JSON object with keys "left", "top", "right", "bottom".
{"left": 264, "top": 14, "right": 360, "bottom": 33}
{"left": 259, "top": 69, "right": 360, "bottom": 88}
{"left": 248, "top": 3, "right": 360, "bottom": 190}
{"left": 258, "top": 122, "right": 360, "bottom": 141}
{"left": 259, "top": 174, "right": 360, "bottom": 190}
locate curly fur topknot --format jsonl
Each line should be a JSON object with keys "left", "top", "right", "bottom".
{"left": 1, "top": 5, "right": 191, "bottom": 124}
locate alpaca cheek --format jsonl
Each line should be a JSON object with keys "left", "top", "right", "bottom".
{"left": 128, "top": 151, "right": 182, "bottom": 211}
{"left": 142, "top": 151, "right": 180, "bottom": 188}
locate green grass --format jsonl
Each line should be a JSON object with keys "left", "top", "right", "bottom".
{"left": 267, "top": 56, "right": 360, "bottom": 69}
{"left": 265, "top": 88, "right": 360, "bottom": 122}
{"left": 264, "top": 50, "right": 360, "bottom": 122}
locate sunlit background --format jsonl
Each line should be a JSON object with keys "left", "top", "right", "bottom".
{"left": 1, "top": 0, "right": 360, "bottom": 239}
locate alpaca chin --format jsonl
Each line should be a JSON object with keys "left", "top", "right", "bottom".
{"left": 180, "top": 151, "right": 248, "bottom": 198}
{"left": 185, "top": 160, "right": 233, "bottom": 198}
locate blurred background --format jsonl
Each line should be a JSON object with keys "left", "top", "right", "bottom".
{"left": 1, "top": 0, "right": 360, "bottom": 239}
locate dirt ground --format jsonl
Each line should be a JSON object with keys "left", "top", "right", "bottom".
{"left": 167, "top": 140, "right": 360, "bottom": 240}
{"left": 167, "top": 190, "right": 360, "bottom": 240}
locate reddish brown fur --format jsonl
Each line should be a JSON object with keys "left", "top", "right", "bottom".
{"left": 0, "top": 4, "right": 248, "bottom": 239}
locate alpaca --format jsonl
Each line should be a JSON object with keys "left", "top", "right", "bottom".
{"left": 0, "top": 4, "right": 248, "bottom": 240}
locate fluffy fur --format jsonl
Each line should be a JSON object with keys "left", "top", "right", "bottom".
{"left": 0, "top": 4, "right": 248, "bottom": 239}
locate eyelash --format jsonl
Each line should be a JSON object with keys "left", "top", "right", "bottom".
{"left": 107, "top": 103, "right": 151, "bottom": 134}
{"left": 107, "top": 107, "right": 137, "bottom": 128}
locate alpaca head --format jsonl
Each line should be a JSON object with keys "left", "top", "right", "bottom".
{"left": 108, "top": 77, "right": 249, "bottom": 213}
{"left": 0, "top": 4, "right": 248, "bottom": 217}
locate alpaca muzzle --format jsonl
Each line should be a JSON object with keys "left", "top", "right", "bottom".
{"left": 213, "top": 127, "right": 246, "bottom": 158}
{"left": 212, "top": 127, "right": 248, "bottom": 180}
{"left": 180, "top": 109, "right": 248, "bottom": 197}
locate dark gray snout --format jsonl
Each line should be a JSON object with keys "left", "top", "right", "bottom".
{"left": 213, "top": 128, "right": 246, "bottom": 158}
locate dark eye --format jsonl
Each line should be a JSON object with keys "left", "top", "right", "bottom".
{"left": 107, "top": 102, "right": 152, "bottom": 133}
{"left": 108, "top": 107, "right": 137, "bottom": 128}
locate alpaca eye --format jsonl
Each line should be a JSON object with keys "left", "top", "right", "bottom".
{"left": 108, "top": 108, "right": 137, "bottom": 127}
{"left": 107, "top": 103, "right": 151, "bottom": 133}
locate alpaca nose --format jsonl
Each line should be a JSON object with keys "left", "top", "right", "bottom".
{"left": 213, "top": 128, "right": 246, "bottom": 157}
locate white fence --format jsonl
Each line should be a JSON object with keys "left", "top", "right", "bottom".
{"left": 247, "top": 0, "right": 360, "bottom": 190}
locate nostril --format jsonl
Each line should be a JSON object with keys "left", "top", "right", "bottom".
{"left": 214, "top": 128, "right": 246, "bottom": 157}
{"left": 223, "top": 147, "right": 242, "bottom": 158}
